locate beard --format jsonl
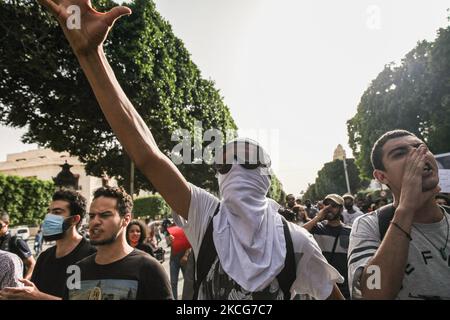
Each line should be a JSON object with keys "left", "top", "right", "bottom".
{"left": 344, "top": 204, "right": 353, "bottom": 211}
{"left": 90, "top": 233, "right": 118, "bottom": 246}
{"left": 90, "top": 226, "right": 121, "bottom": 246}
{"left": 326, "top": 211, "right": 341, "bottom": 221}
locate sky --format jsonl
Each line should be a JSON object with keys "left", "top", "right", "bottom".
{"left": 1, "top": 0, "right": 449, "bottom": 195}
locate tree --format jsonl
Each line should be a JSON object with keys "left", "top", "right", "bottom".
{"left": 132, "top": 194, "right": 170, "bottom": 219}
{"left": 347, "top": 18, "right": 450, "bottom": 179}
{"left": 303, "top": 159, "right": 370, "bottom": 201}
{"left": 0, "top": 0, "right": 237, "bottom": 193}
{"left": 0, "top": 174, "right": 54, "bottom": 226}
{"left": 267, "top": 175, "right": 286, "bottom": 204}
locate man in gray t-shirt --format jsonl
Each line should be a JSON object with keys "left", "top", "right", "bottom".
{"left": 348, "top": 130, "right": 450, "bottom": 300}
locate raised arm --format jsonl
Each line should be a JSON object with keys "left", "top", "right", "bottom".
{"left": 37, "top": 0, "right": 191, "bottom": 218}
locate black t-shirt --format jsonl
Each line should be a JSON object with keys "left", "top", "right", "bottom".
{"left": 0, "top": 232, "right": 32, "bottom": 260}
{"left": 311, "top": 222, "right": 351, "bottom": 299}
{"left": 31, "top": 237, "right": 96, "bottom": 298}
{"left": 65, "top": 249, "right": 172, "bottom": 300}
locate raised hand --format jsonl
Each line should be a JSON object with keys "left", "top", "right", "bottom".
{"left": 37, "top": 0, "right": 131, "bottom": 56}
{"left": 398, "top": 145, "right": 440, "bottom": 213}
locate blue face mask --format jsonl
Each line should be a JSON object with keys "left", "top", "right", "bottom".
{"left": 42, "top": 214, "right": 70, "bottom": 241}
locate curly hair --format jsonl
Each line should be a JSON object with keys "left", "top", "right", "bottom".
{"left": 52, "top": 189, "right": 87, "bottom": 226}
{"left": 93, "top": 186, "right": 133, "bottom": 217}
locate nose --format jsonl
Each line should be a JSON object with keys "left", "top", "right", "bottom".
{"left": 89, "top": 215, "right": 102, "bottom": 226}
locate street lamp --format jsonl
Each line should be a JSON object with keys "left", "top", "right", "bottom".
{"left": 342, "top": 151, "right": 351, "bottom": 194}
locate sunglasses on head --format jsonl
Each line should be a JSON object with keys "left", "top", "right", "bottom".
{"left": 214, "top": 141, "right": 270, "bottom": 175}
{"left": 214, "top": 161, "right": 268, "bottom": 175}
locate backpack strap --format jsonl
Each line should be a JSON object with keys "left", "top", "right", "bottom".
{"left": 377, "top": 204, "right": 396, "bottom": 241}
{"left": 193, "top": 206, "right": 296, "bottom": 300}
{"left": 275, "top": 217, "right": 296, "bottom": 300}
{"left": 193, "top": 203, "right": 220, "bottom": 300}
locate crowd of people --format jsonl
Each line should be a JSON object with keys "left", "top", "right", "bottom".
{"left": 0, "top": 0, "right": 449, "bottom": 300}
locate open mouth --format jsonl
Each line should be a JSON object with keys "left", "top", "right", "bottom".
{"left": 90, "top": 228, "right": 102, "bottom": 236}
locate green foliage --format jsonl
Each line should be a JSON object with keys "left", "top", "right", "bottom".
{"left": 132, "top": 194, "right": 170, "bottom": 219}
{"left": 0, "top": 0, "right": 237, "bottom": 193}
{"left": 0, "top": 174, "right": 54, "bottom": 226}
{"left": 267, "top": 175, "right": 285, "bottom": 204}
{"left": 303, "top": 159, "right": 370, "bottom": 201}
{"left": 348, "top": 20, "right": 450, "bottom": 178}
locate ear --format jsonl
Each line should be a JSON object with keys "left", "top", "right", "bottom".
{"left": 72, "top": 215, "right": 81, "bottom": 225}
{"left": 373, "top": 169, "right": 389, "bottom": 186}
{"left": 122, "top": 213, "right": 132, "bottom": 227}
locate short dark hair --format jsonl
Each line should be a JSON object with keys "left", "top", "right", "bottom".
{"left": 371, "top": 130, "right": 417, "bottom": 171}
{"left": 126, "top": 219, "right": 148, "bottom": 245}
{"left": 52, "top": 189, "right": 87, "bottom": 226}
{"left": 286, "top": 194, "right": 295, "bottom": 200}
{"left": 436, "top": 194, "right": 450, "bottom": 206}
{"left": 93, "top": 186, "right": 133, "bottom": 217}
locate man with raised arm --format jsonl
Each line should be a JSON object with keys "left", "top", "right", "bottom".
{"left": 37, "top": 0, "right": 344, "bottom": 299}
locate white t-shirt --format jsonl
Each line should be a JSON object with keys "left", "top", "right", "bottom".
{"left": 173, "top": 183, "right": 344, "bottom": 300}
{"left": 342, "top": 206, "right": 364, "bottom": 226}
{"left": 348, "top": 206, "right": 450, "bottom": 300}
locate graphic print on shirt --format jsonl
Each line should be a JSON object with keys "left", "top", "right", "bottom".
{"left": 68, "top": 279, "right": 138, "bottom": 300}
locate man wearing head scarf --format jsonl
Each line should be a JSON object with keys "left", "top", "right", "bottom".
{"left": 35, "top": 0, "right": 344, "bottom": 300}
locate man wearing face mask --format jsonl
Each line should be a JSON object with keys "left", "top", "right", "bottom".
{"left": 0, "top": 190, "right": 96, "bottom": 300}
{"left": 0, "top": 213, "right": 35, "bottom": 280}
{"left": 35, "top": 1, "right": 343, "bottom": 300}
{"left": 64, "top": 186, "right": 172, "bottom": 300}
{"left": 341, "top": 194, "right": 364, "bottom": 226}
{"left": 302, "top": 194, "right": 352, "bottom": 299}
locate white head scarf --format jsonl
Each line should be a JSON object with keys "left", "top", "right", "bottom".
{"left": 212, "top": 139, "right": 286, "bottom": 292}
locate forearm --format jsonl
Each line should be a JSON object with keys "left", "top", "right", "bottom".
{"left": 23, "top": 260, "right": 35, "bottom": 280}
{"left": 302, "top": 216, "right": 321, "bottom": 232}
{"left": 77, "top": 49, "right": 161, "bottom": 168}
{"left": 361, "top": 208, "right": 413, "bottom": 299}
{"left": 36, "top": 292, "right": 62, "bottom": 300}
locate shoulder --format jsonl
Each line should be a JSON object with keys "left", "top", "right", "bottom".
{"left": 75, "top": 252, "right": 96, "bottom": 267}
{"left": 286, "top": 221, "right": 318, "bottom": 253}
{"left": 37, "top": 245, "right": 56, "bottom": 260}
{"left": 189, "top": 183, "right": 220, "bottom": 208}
{"left": 0, "top": 250, "right": 20, "bottom": 264}
{"left": 130, "top": 250, "right": 166, "bottom": 274}
{"left": 351, "top": 212, "right": 379, "bottom": 235}
{"left": 80, "top": 238, "right": 97, "bottom": 254}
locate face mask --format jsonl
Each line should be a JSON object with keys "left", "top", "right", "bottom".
{"left": 42, "top": 214, "right": 71, "bottom": 241}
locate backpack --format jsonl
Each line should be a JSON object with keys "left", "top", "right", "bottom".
{"left": 192, "top": 204, "right": 296, "bottom": 300}
{"left": 377, "top": 204, "right": 450, "bottom": 241}
{"left": 0, "top": 234, "right": 20, "bottom": 253}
